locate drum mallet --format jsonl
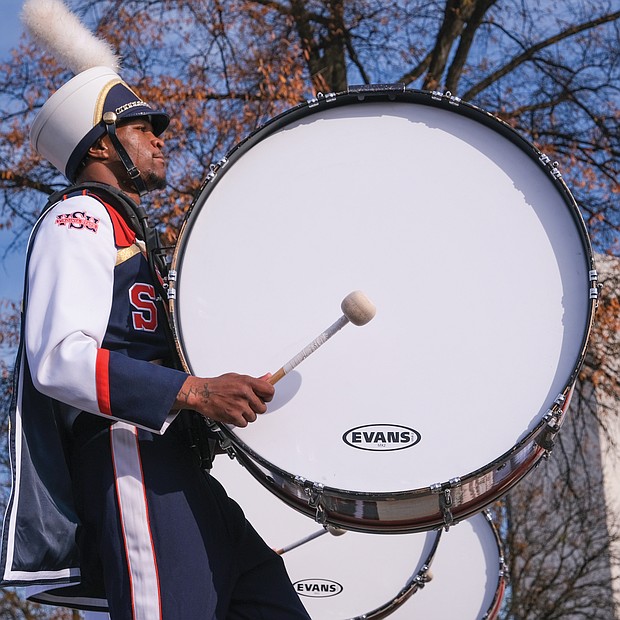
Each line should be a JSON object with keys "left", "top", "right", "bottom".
{"left": 275, "top": 525, "right": 347, "bottom": 555}
{"left": 268, "top": 290, "right": 376, "bottom": 385}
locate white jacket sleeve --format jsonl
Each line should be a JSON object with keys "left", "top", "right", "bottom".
{"left": 25, "top": 195, "right": 117, "bottom": 415}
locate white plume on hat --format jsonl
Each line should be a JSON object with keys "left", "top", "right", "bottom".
{"left": 21, "top": 0, "right": 120, "bottom": 73}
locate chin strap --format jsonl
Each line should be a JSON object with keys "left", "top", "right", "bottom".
{"left": 102, "top": 111, "right": 148, "bottom": 197}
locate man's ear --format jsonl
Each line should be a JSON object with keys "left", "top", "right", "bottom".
{"left": 86, "top": 136, "right": 110, "bottom": 161}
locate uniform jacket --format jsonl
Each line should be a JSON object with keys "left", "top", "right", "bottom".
{"left": 0, "top": 186, "right": 188, "bottom": 601}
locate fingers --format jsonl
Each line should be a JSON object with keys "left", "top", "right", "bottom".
{"left": 235, "top": 409, "right": 255, "bottom": 428}
{"left": 248, "top": 395, "right": 267, "bottom": 415}
{"left": 235, "top": 376, "right": 273, "bottom": 424}
{"left": 254, "top": 374, "right": 275, "bottom": 402}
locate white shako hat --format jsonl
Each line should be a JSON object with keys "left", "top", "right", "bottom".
{"left": 30, "top": 65, "right": 169, "bottom": 182}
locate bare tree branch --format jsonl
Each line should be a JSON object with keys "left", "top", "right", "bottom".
{"left": 463, "top": 9, "right": 620, "bottom": 100}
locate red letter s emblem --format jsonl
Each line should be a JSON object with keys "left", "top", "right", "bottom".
{"left": 129, "top": 283, "right": 158, "bottom": 332}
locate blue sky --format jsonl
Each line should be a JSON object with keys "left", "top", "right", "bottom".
{"left": 0, "top": 0, "right": 24, "bottom": 52}
{"left": 1, "top": 0, "right": 28, "bottom": 303}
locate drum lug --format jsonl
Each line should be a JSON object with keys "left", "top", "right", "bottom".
{"left": 430, "top": 90, "right": 462, "bottom": 106}
{"left": 538, "top": 152, "right": 564, "bottom": 180}
{"left": 415, "top": 563, "right": 433, "bottom": 587}
{"left": 537, "top": 427, "right": 556, "bottom": 453}
{"left": 407, "top": 563, "right": 434, "bottom": 595}
{"left": 205, "top": 157, "right": 229, "bottom": 182}
{"left": 307, "top": 91, "right": 337, "bottom": 108}
{"left": 431, "top": 477, "right": 461, "bottom": 529}
{"left": 538, "top": 391, "right": 572, "bottom": 452}
{"left": 166, "top": 269, "right": 177, "bottom": 300}
{"left": 296, "top": 477, "right": 327, "bottom": 525}
{"left": 440, "top": 488, "right": 454, "bottom": 529}
{"left": 589, "top": 269, "right": 600, "bottom": 303}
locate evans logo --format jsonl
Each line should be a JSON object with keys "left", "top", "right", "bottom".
{"left": 342, "top": 424, "right": 421, "bottom": 451}
{"left": 294, "top": 579, "right": 343, "bottom": 598}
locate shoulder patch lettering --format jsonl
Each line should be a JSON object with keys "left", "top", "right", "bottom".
{"left": 55, "top": 211, "right": 100, "bottom": 233}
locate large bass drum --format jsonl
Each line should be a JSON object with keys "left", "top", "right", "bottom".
{"left": 169, "top": 86, "right": 597, "bottom": 533}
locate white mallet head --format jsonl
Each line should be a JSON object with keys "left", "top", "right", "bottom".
{"left": 341, "top": 290, "right": 376, "bottom": 326}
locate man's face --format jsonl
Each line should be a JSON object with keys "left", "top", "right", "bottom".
{"left": 115, "top": 117, "right": 167, "bottom": 191}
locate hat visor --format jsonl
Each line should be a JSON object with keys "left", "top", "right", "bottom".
{"left": 117, "top": 109, "right": 170, "bottom": 135}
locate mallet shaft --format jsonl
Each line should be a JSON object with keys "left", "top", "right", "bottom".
{"left": 268, "top": 291, "right": 375, "bottom": 385}
{"left": 269, "top": 315, "right": 349, "bottom": 385}
{"left": 275, "top": 525, "right": 347, "bottom": 555}
{"left": 275, "top": 529, "right": 328, "bottom": 555}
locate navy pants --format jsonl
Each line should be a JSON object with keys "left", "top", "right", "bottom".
{"left": 69, "top": 414, "right": 311, "bottom": 619}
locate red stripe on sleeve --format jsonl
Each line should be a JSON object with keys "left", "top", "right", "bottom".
{"left": 96, "top": 348, "right": 112, "bottom": 415}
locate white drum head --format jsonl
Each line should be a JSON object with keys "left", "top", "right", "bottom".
{"left": 172, "top": 92, "right": 593, "bottom": 518}
{"left": 211, "top": 456, "right": 438, "bottom": 619}
{"left": 390, "top": 512, "right": 505, "bottom": 619}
